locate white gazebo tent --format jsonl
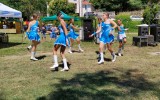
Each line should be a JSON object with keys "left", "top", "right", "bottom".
{"left": 0, "top": 2, "right": 22, "bottom": 35}
{"left": 0, "top": 3, "right": 22, "bottom": 43}
{"left": 0, "top": 3, "right": 22, "bottom": 18}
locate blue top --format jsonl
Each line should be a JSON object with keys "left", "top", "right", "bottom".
{"left": 101, "top": 22, "right": 112, "bottom": 37}
{"left": 58, "top": 25, "right": 65, "bottom": 34}
{"left": 30, "top": 21, "right": 38, "bottom": 33}
{"left": 51, "top": 27, "right": 57, "bottom": 33}
{"left": 68, "top": 24, "right": 74, "bottom": 33}
{"left": 28, "top": 20, "right": 40, "bottom": 41}
{"left": 118, "top": 25, "right": 125, "bottom": 34}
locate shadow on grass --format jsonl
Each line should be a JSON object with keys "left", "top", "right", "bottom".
{"left": 36, "top": 55, "right": 47, "bottom": 60}
{"left": 0, "top": 91, "right": 6, "bottom": 100}
{"left": 51, "top": 62, "right": 72, "bottom": 72}
{"left": 58, "top": 62, "right": 71, "bottom": 69}
{"left": 95, "top": 51, "right": 112, "bottom": 62}
{"left": 0, "top": 42, "right": 26, "bottom": 49}
{"left": 37, "top": 69, "right": 160, "bottom": 100}
{"left": 104, "top": 58, "right": 112, "bottom": 62}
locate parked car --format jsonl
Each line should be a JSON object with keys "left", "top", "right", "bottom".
{"left": 130, "top": 15, "right": 144, "bottom": 21}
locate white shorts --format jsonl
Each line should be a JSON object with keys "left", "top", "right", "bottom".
{"left": 118, "top": 34, "right": 126, "bottom": 41}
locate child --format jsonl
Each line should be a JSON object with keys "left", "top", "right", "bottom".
{"left": 26, "top": 14, "right": 40, "bottom": 61}
{"left": 49, "top": 25, "right": 58, "bottom": 41}
{"left": 90, "top": 12, "right": 117, "bottom": 64}
{"left": 117, "top": 19, "right": 128, "bottom": 56}
{"left": 50, "top": 12, "right": 69, "bottom": 71}
{"left": 67, "top": 18, "right": 83, "bottom": 53}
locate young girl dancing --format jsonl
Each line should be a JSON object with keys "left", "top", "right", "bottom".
{"left": 90, "top": 13, "right": 117, "bottom": 64}
{"left": 67, "top": 18, "right": 83, "bottom": 53}
{"left": 26, "top": 14, "right": 40, "bottom": 61}
{"left": 49, "top": 25, "right": 58, "bottom": 41}
{"left": 117, "top": 19, "right": 128, "bottom": 56}
{"left": 50, "top": 12, "right": 69, "bottom": 71}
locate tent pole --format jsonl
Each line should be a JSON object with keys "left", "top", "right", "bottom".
{"left": 20, "top": 18, "right": 24, "bottom": 46}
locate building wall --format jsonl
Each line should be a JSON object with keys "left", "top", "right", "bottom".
{"left": 82, "top": 5, "right": 92, "bottom": 16}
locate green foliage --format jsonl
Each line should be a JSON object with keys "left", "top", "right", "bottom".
{"left": 128, "top": 0, "right": 143, "bottom": 10}
{"left": 90, "top": 0, "right": 145, "bottom": 12}
{"left": 0, "top": 0, "right": 51, "bottom": 20}
{"left": 48, "top": 0, "right": 75, "bottom": 16}
{"left": 143, "top": 4, "right": 160, "bottom": 24}
{"left": 116, "top": 12, "right": 141, "bottom": 32}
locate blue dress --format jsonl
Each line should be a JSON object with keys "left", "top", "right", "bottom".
{"left": 67, "top": 24, "right": 79, "bottom": 40}
{"left": 50, "top": 27, "right": 57, "bottom": 38}
{"left": 28, "top": 21, "right": 40, "bottom": 42}
{"left": 97, "top": 23, "right": 102, "bottom": 39}
{"left": 100, "top": 22, "right": 114, "bottom": 44}
{"left": 54, "top": 25, "right": 68, "bottom": 46}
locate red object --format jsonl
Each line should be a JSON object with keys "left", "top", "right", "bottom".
{"left": 82, "top": 0, "right": 91, "bottom": 5}
{"left": 26, "top": 21, "right": 29, "bottom": 26}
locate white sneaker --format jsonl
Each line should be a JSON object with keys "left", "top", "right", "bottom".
{"left": 112, "top": 55, "right": 117, "bottom": 62}
{"left": 30, "top": 57, "right": 38, "bottom": 61}
{"left": 79, "top": 49, "right": 84, "bottom": 52}
{"left": 98, "top": 60, "right": 104, "bottom": 64}
{"left": 118, "top": 53, "right": 122, "bottom": 56}
{"left": 50, "top": 64, "right": 59, "bottom": 69}
{"left": 68, "top": 50, "right": 73, "bottom": 54}
{"left": 60, "top": 68, "right": 69, "bottom": 71}
{"left": 27, "top": 46, "right": 32, "bottom": 52}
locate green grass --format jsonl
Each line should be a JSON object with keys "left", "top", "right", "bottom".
{"left": 0, "top": 33, "right": 160, "bottom": 100}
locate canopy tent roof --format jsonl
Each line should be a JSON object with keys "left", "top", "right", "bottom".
{"left": 0, "top": 3, "right": 22, "bottom": 18}
{"left": 42, "top": 11, "right": 79, "bottom": 21}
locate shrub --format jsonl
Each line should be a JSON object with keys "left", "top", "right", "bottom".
{"left": 143, "top": 4, "right": 160, "bottom": 24}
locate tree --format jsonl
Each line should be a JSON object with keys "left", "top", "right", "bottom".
{"left": 0, "top": 0, "right": 51, "bottom": 20}
{"left": 143, "top": 4, "right": 160, "bottom": 24}
{"left": 48, "top": 0, "right": 75, "bottom": 16}
{"left": 90, "top": 0, "right": 145, "bottom": 12}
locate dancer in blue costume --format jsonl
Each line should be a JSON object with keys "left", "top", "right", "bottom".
{"left": 67, "top": 18, "right": 83, "bottom": 53}
{"left": 90, "top": 12, "right": 117, "bottom": 64}
{"left": 50, "top": 12, "right": 69, "bottom": 71}
{"left": 26, "top": 14, "right": 40, "bottom": 61}
{"left": 49, "top": 25, "right": 58, "bottom": 41}
{"left": 117, "top": 19, "right": 128, "bottom": 56}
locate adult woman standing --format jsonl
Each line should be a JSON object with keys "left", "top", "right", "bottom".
{"left": 26, "top": 14, "right": 40, "bottom": 61}
{"left": 50, "top": 12, "right": 69, "bottom": 71}
{"left": 90, "top": 13, "right": 117, "bottom": 64}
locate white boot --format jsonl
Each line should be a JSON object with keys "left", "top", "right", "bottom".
{"left": 68, "top": 47, "right": 73, "bottom": 53}
{"left": 61, "top": 59, "right": 69, "bottom": 71}
{"left": 98, "top": 52, "right": 104, "bottom": 64}
{"left": 50, "top": 55, "right": 59, "bottom": 69}
{"left": 78, "top": 44, "right": 84, "bottom": 52}
{"left": 27, "top": 45, "right": 32, "bottom": 52}
{"left": 30, "top": 52, "right": 38, "bottom": 61}
{"left": 117, "top": 48, "right": 122, "bottom": 56}
{"left": 111, "top": 53, "right": 117, "bottom": 62}
{"left": 118, "top": 53, "right": 122, "bottom": 56}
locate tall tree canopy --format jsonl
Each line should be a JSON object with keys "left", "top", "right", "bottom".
{"left": 0, "top": 0, "right": 50, "bottom": 20}
{"left": 48, "top": 0, "right": 75, "bottom": 16}
{"left": 90, "top": 0, "right": 146, "bottom": 12}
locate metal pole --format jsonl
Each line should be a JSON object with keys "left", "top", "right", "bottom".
{"left": 46, "top": 2, "right": 49, "bottom": 17}
{"left": 79, "top": 0, "right": 83, "bottom": 17}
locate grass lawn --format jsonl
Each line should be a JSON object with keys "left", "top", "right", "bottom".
{"left": 0, "top": 33, "right": 160, "bottom": 100}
